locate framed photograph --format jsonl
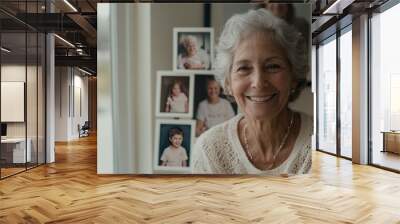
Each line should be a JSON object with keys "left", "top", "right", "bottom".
{"left": 193, "top": 74, "right": 238, "bottom": 137}
{"left": 173, "top": 27, "right": 214, "bottom": 73}
{"left": 154, "top": 119, "right": 196, "bottom": 173}
{"left": 156, "top": 71, "right": 194, "bottom": 118}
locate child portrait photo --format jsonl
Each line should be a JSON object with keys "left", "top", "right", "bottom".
{"left": 154, "top": 119, "right": 196, "bottom": 173}
{"left": 156, "top": 71, "right": 194, "bottom": 118}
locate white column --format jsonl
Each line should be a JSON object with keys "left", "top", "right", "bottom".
{"left": 46, "top": 32, "right": 55, "bottom": 163}
{"left": 97, "top": 3, "right": 153, "bottom": 174}
{"left": 352, "top": 14, "right": 369, "bottom": 164}
{"left": 97, "top": 3, "right": 115, "bottom": 173}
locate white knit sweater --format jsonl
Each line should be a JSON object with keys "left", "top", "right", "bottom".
{"left": 191, "top": 112, "right": 312, "bottom": 175}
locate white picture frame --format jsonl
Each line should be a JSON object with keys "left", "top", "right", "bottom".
{"left": 173, "top": 27, "right": 214, "bottom": 74}
{"left": 156, "top": 71, "right": 194, "bottom": 118}
{"left": 153, "top": 119, "right": 196, "bottom": 173}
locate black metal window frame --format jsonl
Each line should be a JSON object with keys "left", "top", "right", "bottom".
{"left": 315, "top": 23, "right": 353, "bottom": 161}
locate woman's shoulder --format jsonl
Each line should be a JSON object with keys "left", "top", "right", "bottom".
{"left": 194, "top": 115, "right": 240, "bottom": 152}
{"left": 286, "top": 111, "right": 313, "bottom": 174}
{"left": 196, "top": 119, "right": 231, "bottom": 147}
{"left": 193, "top": 116, "right": 242, "bottom": 173}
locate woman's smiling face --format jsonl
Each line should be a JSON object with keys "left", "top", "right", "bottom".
{"left": 229, "top": 31, "right": 293, "bottom": 120}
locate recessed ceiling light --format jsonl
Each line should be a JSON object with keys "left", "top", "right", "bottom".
{"left": 63, "top": 0, "right": 78, "bottom": 12}
{"left": 54, "top": 34, "right": 75, "bottom": 48}
{"left": 77, "top": 67, "right": 93, "bottom": 76}
{"left": 1, "top": 47, "right": 11, "bottom": 53}
{"left": 322, "top": 0, "right": 354, "bottom": 15}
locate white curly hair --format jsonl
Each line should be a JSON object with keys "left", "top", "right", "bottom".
{"left": 215, "top": 8, "right": 308, "bottom": 101}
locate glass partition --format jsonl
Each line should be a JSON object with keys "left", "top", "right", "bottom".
{"left": 371, "top": 3, "right": 400, "bottom": 171}
{"left": 339, "top": 27, "right": 352, "bottom": 158}
{"left": 0, "top": 1, "right": 46, "bottom": 179}
{"left": 1, "top": 31, "right": 28, "bottom": 178}
{"left": 317, "top": 35, "right": 337, "bottom": 155}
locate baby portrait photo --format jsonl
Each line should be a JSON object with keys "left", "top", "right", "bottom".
{"left": 193, "top": 74, "right": 237, "bottom": 137}
{"left": 173, "top": 27, "right": 214, "bottom": 73}
{"left": 156, "top": 71, "right": 194, "bottom": 118}
{"left": 154, "top": 119, "right": 196, "bottom": 173}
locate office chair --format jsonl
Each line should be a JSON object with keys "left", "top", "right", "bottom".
{"left": 79, "top": 121, "right": 90, "bottom": 138}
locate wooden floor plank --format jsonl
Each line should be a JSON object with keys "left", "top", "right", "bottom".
{"left": 0, "top": 135, "right": 400, "bottom": 223}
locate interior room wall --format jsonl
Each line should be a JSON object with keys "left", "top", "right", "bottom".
{"left": 55, "top": 66, "right": 70, "bottom": 141}
{"left": 1, "top": 65, "right": 36, "bottom": 138}
{"left": 55, "top": 67, "right": 89, "bottom": 141}
{"left": 211, "top": 3, "right": 253, "bottom": 40}
{"left": 72, "top": 73, "right": 89, "bottom": 137}
{"left": 1, "top": 64, "right": 45, "bottom": 165}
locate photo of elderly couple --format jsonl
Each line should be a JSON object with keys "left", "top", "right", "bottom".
{"left": 153, "top": 3, "right": 312, "bottom": 175}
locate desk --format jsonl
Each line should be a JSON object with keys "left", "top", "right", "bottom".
{"left": 382, "top": 131, "right": 400, "bottom": 154}
{"left": 1, "top": 138, "right": 31, "bottom": 163}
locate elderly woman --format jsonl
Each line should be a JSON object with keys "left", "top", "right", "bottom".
{"left": 191, "top": 9, "right": 312, "bottom": 175}
{"left": 178, "top": 35, "right": 210, "bottom": 70}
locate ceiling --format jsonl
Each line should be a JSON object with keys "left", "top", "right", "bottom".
{"left": 0, "top": 0, "right": 99, "bottom": 74}
{"left": 0, "top": 0, "right": 394, "bottom": 75}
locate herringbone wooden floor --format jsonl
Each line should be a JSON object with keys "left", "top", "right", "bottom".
{"left": 1, "top": 135, "right": 400, "bottom": 223}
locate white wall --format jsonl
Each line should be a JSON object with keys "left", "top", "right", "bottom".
{"left": 1, "top": 63, "right": 48, "bottom": 163}
{"left": 55, "top": 67, "right": 69, "bottom": 141}
{"left": 54, "top": 67, "right": 89, "bottom": 141}
{"left": 1, "top": 65, "right": 26, "bottom": 81}
{"left": 1, "top": 65, "right": 35, "bottom": 137}
{"left": 72, "top": 73, "right": 89, "bottom": 137}
{"left": 211, "top": 3, "right": 253, "bottom": 41}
